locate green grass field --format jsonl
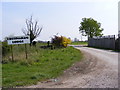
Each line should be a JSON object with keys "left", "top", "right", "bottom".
{"left": 70, "top": 41, "right": 88, "bottom": 45}
{"left": 2, "top": 43, "right": 83, "bottom": 87}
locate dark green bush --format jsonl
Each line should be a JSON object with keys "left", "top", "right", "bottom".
{"left": 2, "top": 41, "right": 11, "bottom": 56}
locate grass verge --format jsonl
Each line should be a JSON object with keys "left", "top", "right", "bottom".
{"left": 70, "top": 41, "right": 88, "bottom": 45}
{"left": 2, "top": 44, "right": 83, "bottom": 87}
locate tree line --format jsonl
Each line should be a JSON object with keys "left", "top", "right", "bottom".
{"left": 23, "top": 16, "right": 103, "bottom": 46}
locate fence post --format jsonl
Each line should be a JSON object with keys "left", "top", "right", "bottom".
{"left": 113, "top": 35, "right": 115, "bottom": 50}
{"left": 25, "top": 44, "right": 28, "bottom": 59}
{"left": 11, "top": 45, "right": 14, "bottom": 61}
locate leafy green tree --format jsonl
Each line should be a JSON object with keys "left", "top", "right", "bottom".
{"left": 79, "top": 18, "right": 103, "bottom": 38}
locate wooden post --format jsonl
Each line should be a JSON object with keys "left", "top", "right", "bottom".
{"left": 25, "top": 44, "right": 28, "bottom": 59}
{"left": 11, "top": 45, "right": 14, "bottom": 61}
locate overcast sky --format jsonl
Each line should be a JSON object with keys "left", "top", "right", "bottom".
{"left": 1, "top": 0, "right": 119, "bottom": 41}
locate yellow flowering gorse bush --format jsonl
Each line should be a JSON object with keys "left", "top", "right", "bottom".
{"left": 52, "top": 35, "right": 71, "bottom": 48}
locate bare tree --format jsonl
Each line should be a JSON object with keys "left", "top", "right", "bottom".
{"left": 22, "top": 16, "right": 42, "bottom": 46}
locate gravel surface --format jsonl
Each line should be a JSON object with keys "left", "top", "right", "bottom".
{"left": 25, "top": 46, "right": 118, "bottom": 88}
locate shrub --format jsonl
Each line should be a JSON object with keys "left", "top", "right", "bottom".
{"left": 61, "top": 36, "right": 71, "bottom": 47}
{"left": 51, "top": 35, "right": 71, "bottom": 48}
{"left": 115, "top": 38, "right": 120, "bottom": 50}
{"left": 2, "top": 41, "right": 11, "bottom": 56}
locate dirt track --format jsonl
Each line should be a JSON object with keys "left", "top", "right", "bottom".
{"left": 26, "top": 46, "right": 118, "bottom": 88}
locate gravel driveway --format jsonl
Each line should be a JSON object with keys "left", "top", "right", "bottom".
{"left": 26, "top": 46, "right": 118, "bottom": 88}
